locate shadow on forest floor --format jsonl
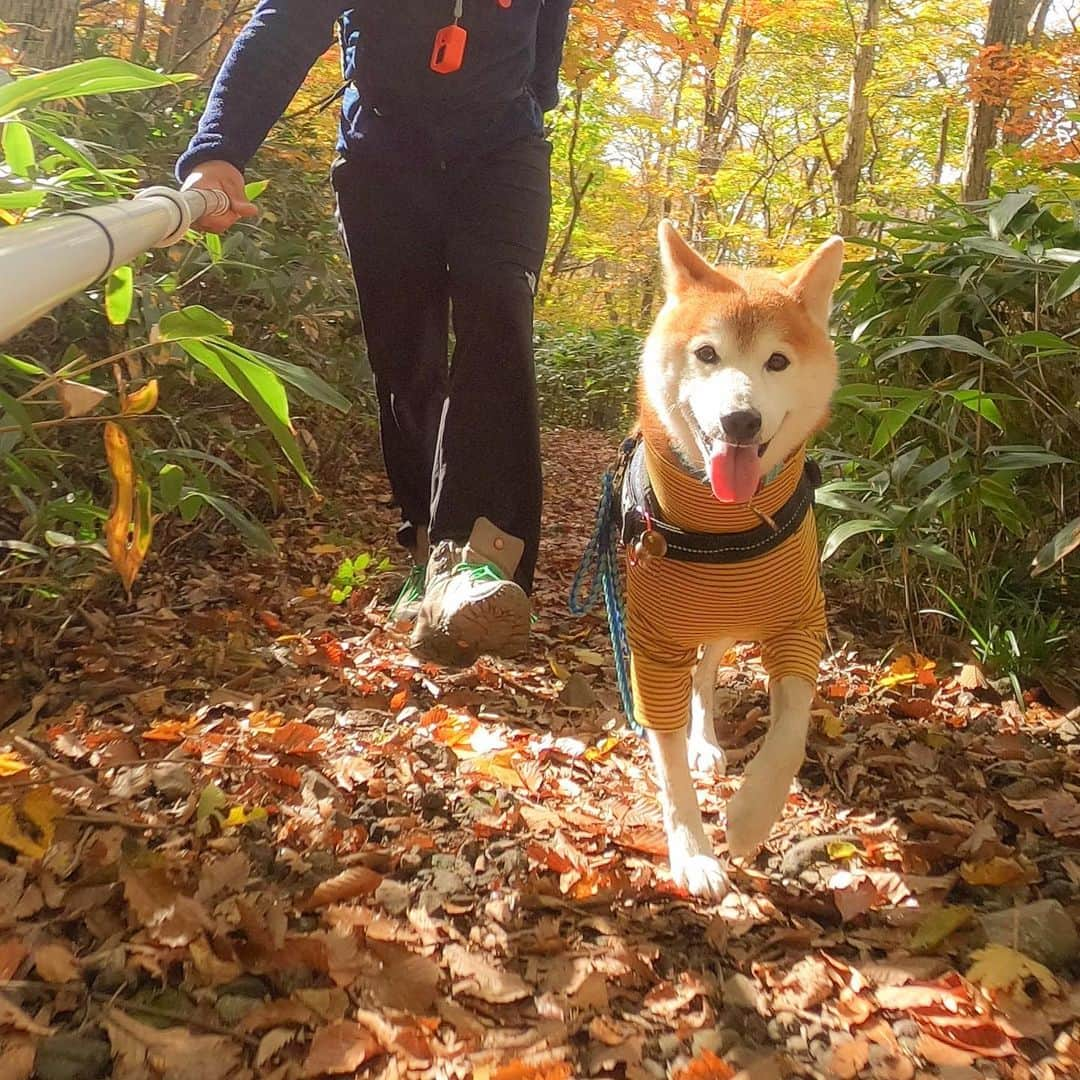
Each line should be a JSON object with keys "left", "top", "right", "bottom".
{"left": 1, "top": 425, "right": 1078, "bottom": 1079}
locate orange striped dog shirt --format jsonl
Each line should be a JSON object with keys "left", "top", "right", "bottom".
{"left": 626, "top": 435, "right": 826, "bottom": 732}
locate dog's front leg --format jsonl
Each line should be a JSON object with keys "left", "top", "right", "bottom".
{"left": 688, "top": 639, "right": 732, "bottom": 773}
{"left": 648, "top": 727, "right": 729, "bottom": 898}
{"left": 725, "top": 676, "right": 812, "bottom": 858}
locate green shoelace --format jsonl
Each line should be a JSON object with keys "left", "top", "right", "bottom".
{"left": 450, "top": 559, "right": 507, "bottom": 584}
{"left": 389, "top": 563, "right": 427, "bottom": 619}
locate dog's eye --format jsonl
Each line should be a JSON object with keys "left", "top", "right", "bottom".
{"left": 766, "top": 352, "right": 790, "bottom": 372}
{"left": 695, "top": 344, "right": 719, "bottom": 365}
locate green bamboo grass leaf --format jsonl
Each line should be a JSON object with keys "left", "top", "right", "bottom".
{"left": 875, "top": 335, "right": 999, "bottom": 365}
{"left": 229, "top": 345, "right": 351, "bottom": 413}
{"left": 946, "top": 390, "right": 1004, "bottom": 430}
{"left": 821, "top": 519, "right": 893, "bottom": 562}
{"left": 987, "top": 191, "right": 1032, "bottom": 239}
{"left": 1, "top": 120, "right": 35, "bottom": 176}
{"left": 178, "top": 339, "right": 312, "bottom": 488}
{"left": 105, "top": 266, "right": 134, "bottom": 326}
{"left": 1032, "top": 517, "right": 1080, "bottom": 577}
{"left": 1047, "top": 262, "right": 1080, "bottom": 305}
{"left": 0, "top": 58, "right": 192, "bottom": 118}
{"left": 181, "top": 488, "right": 276, "bottom": 554}
{"left": 155, "top": 306, "right": 233, "bottom": 341}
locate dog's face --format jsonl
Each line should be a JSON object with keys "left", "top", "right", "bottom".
{"left": 641, "top": 223, "right": 844, "bottom": 503}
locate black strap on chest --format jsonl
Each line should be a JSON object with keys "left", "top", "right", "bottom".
{"left": 620, "top": 439, "right": 821, "bottom": 565}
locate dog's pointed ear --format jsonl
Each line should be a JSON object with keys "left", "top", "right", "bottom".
{"left": 658, "top": 219, "right": 720, "bottom": 295}
{"left": 781, "top": 236, "right": 845, "bottom": 326}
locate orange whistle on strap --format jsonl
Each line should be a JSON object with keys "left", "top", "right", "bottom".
{"left": 431, "top": 23, "right": 467, "bottom": 73}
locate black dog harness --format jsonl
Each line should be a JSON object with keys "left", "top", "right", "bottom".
{"left": 619, "top": 437, "right": 821, "bottom": 565}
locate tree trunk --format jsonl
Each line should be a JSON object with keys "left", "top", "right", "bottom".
{"left": 931, "top": 108, "right": 950, "bottom": 187}
{"left": 0, "top": 0, "right": 78, "bottom": 68}
{"left": 831, "top": 0, "right": 881, "bottom": 236}
{"left": 156, "top": 0, "right": 183, "bottom": 69}
{"left": 549, "top": 89, "right": 595, "bottom": 279}
{"left": 130, "top": 0, "right": 148, "bottom": 61}
{"left": 174, "top": 0, "right": 224, "bottom": 77}
{"left": 960, "top": 0, "right": 1039, "bottom": 202}
{"left": 691, "top": 6, "right": 752, "bottom": 244}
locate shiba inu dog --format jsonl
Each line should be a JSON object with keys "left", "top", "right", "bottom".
{"left": 626, "top": 222, "right": 844, "bottom": 898}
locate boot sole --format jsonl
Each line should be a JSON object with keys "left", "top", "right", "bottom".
{"left": 412, "top": 587, "right": 530, "bottom": 665}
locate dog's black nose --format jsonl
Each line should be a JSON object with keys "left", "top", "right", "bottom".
{"left": 720, "top": 409, "right": 762, "bottom": 443}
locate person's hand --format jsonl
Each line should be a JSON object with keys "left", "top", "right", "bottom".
{"left": 181, "top": 160, "right": 258, "bottom": 233}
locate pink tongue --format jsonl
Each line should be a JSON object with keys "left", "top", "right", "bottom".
{"left": 709, "top": 443, "right": 762, "bottom": 504}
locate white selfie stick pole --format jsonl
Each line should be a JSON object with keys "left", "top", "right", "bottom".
{"left": 0, "top": 186, "right": 230, "bottom": 343}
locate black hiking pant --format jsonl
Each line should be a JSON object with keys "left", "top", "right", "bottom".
{"left": 333, "top": 129, "right": 552, "bottom": 593}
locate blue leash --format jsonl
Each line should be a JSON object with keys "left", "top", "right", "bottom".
{"left": 569, "top": 440, "right": 639, "bottom": 731}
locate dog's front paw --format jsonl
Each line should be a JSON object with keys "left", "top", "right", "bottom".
{"left": 671, "top": 851, "right": 730, "bottom": 898}
{"left": 687, "top": 737, "right": 727, "bottom": 775}
{"left": 668, "top": 836, "right": 730, "bottom": 898}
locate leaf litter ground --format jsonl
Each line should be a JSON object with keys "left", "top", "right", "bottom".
{"left": 1, "top": 426, "right": 1078, "bottom": 1080}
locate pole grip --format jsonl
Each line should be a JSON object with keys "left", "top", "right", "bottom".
{"left": 135, "top": 186, "right": 232, "bottom": 247}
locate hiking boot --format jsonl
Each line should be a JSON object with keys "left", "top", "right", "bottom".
{"left": 411, "top": 518, "right": 530, "bottom": 664}
{"left": 388, "top": 528, "right": 428, "bottom": 626}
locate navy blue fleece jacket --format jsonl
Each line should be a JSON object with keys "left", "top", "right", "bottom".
{"left": 176, "top": 0, "right": 572, "bottom": 179}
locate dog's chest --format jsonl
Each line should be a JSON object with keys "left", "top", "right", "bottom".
{"left": 624, "top": 440, "right": 824, "bottom": 646}
{"left": 626, "top": 515, "right": 822, "bottom": 643}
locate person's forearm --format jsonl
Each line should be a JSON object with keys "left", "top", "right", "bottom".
{"left": 176, "top": 0, "right": 350, "bottom": 181}
{"left": 530, "top": 0, "right": 572, "bottom": 112}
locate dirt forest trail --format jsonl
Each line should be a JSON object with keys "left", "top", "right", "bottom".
{"left": 1, "top": 425, "right": 1079, "bottom": 1080}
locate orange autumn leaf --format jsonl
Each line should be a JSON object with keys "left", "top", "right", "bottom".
{"left": 121, "top": 379, "right": 159, "bottom": 416}
{"left": 494, "top": 1063, "right": 573, "bottom": 1080}
{"left": 142, "top": 720, "right": 193, "bottom": 744}
{"left": 259, "top": 610, "right": 287, "bottom": 634}
{"left": 466, "top": 751, "right": 526, "bottom": 789}
{"left": 302, "top": 1020, "right": 379, "bottom": 1077}
{"left": 674, "top": 1050, "right": 735, "bottom": 1080}
{"left": 103, "top": 420, "right": 153, "bottom": 591}
{"left": 264, "top": 765, "right": 302, "bottom": 789}
{"left": 32, "top": 942, "right": 80, "bottom": 984}
{"left": 270, "top": 722, "right": 323, "bottom": 755}
{"left": 314, "top": 632, "right": 348, "bottom": 667}
{"left": 583, "top": 735, "right": 621, "bottom": 761}
{"left": 879, "top": 653, "right": 938, "bottom": 690}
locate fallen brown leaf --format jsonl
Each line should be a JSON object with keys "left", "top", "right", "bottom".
{"left": 32, "top": 942, "right": 80, "bottom": 984}
{"left": 829, "top": 1038, "right": 869, "bottom": 1079}
{"left": 105, "top": 1009, "right": 240, "bottom": 1080}
{"left": 0, "top": 940, "right": 28, "bottom": 982}
{"left": 301, "top": 867, "right": 383, "bottom": 910}
{"left": 444, "top": 943, "right": 531, "bottom": 1004}
{"left": 301, "top": 1020, "right": 380, "bottom": 1078}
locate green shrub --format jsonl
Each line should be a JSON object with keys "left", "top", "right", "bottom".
{"left": 820, "top": 176, "right": 1079, "bottom": 670}
{"left": 0, "top": 59, "right": 350, "bottom": 603}
{"left": 534, "top": 323, "right": 642, "bottom": 430}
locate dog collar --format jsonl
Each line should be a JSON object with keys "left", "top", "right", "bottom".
{"left": 620, "top": 437, "right": 820, "bottom": 565}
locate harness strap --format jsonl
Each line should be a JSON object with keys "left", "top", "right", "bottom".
{"left": 621, "top": 439, "right": 821, "bottom": 565}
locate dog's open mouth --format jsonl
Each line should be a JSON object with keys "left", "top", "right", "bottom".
{"left": 683, "top": 406, "right": 771, "bottom": 504}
